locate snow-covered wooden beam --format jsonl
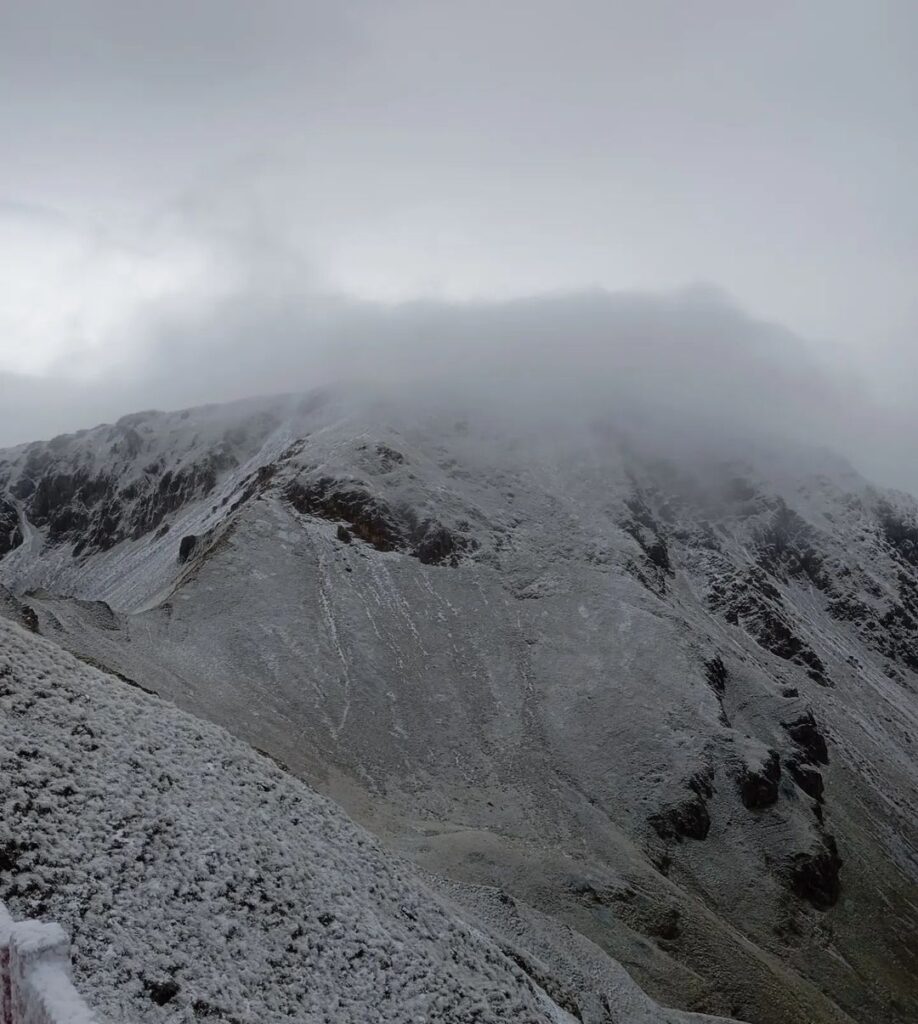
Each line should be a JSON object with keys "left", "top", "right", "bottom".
{"left": 0, "top": 904, "right": 96, "bottom": 1024}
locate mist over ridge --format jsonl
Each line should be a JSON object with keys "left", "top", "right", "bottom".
{"left": 2, "top": 284, "right": 912, "bottom": 495}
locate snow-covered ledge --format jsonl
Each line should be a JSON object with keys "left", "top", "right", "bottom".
{"left": 0, "top": 902, "right": 97, "bottom": 1024}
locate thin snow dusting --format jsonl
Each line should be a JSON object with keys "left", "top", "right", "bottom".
{"left": 2, "top": 389, "right": 916, "bottom": 1022}
{"left": 0, "top": 616, "right": 573, "bottom": 1023}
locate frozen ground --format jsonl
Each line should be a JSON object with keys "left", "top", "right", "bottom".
{"left": 1, "top": 389, "right": 916, "bottom": 1023}
{"left": 0, "top": 615, "right": 745, "bottom": 1024}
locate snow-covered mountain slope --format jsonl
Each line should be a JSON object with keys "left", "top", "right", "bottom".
{"left": 0, "top": 615, "right": 740, "bottom": 1024}
{"left": 1, "top": 390, "right": 916, "bottom": 1023}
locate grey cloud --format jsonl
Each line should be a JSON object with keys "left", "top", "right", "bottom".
{"left": 0, "top": 2, "right": 915, "bottom": 493}
{"left": 5, "top": 282, "right": 915, "bottom": 494}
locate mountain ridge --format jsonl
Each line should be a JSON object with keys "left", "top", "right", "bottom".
{"left": 1, "top": 389, "right": 916, "bottom": 1023}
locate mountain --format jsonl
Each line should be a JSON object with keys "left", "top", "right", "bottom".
{"left": 1, "top": 389, "right": 916, "bottom": 1023}
{"left": 0, "top": 614, "right": 744, "bottom": 1024}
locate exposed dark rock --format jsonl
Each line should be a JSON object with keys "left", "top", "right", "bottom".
{"left": 650, "top": 771, "right": 713, "bottom": 842}
{"left": 621, "top": 492, "right": 672, "bottom": 592}
{"left": 826, "top": 593, "right": 872, "bottom": 625}
{"left": 227, "top": 461, "right": 280, "bottom": 515}
{"left": 738, "top": 750, "right": 781, "bottom": 809}
{"left": 374, "top": 444, "right": 405, "bottom": 471}
{"left": 754, "top": 502, "right": 828, "bottom": 589}
{"left": 674, "top": 520, "right": 721, "bottom": 552}
{"left": 336, "top": 524, "right": 352, "bottom": 543}
{"left": 285, "top": 476, "right": 474, "bottom": 566}
{"left": 178, "top": 535, "right": 198, "bottom": 563}
{"left": 787, "top": 835, "right": 842, "bottom": 910}
{"left": 782, "top": 711, "right": 829, "bottom": 765}
{"left": 10, "top": 446, "right": 237, "bottom": 556}
{"left": 828, "top": 579, "right": 918, "bottom": 674}
{"left": 787, "top": 759, "right": 825, "bottom": 802}
{"left": 704, "top": 655, "right": 728, "bottom": 696}
{"left": 19, "top": 605, "right": 39, "bottom": 633}
{"left": 285, "top": 478, "right": 403, "bottom": 551}
{"left": 877, "top": 501, "right": 918, "bottom": 568}
{"left": 708, "top": 567, "right": 830, "bottom": 685}
{"left": 703, "top": 655, "right": 730, "bottom": 724}
{"left": 650, "top": 798, "right": 710, "bottom": 843}
{"left": 689, "top": 770, "right": 714, "bottom": 800}
{"left": 0, "top": 495, "right": 22, "bottom": 557}
{"left": 413, "top": 522, "right": 468, "bottom": 566}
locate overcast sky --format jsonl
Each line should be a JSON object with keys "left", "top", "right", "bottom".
{"left": 1, "top": 2, "right": 916, "bottom": 483}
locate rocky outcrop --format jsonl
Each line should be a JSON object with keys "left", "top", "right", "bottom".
{"left": 285, "top": 478, "right": 404, "bottom": 551}
{"left": 754, "top": 501, "right": 828, "bottom": 589}
{"left": 708, "top": 568, "right": 830, "bottom": 685}
{"left": 621, "top": 492, "right": 673, "bottom": 593}
{"left": 782, "top": 711, "right": 829, "bottom": 765}
{"left": 787, "top": 835, "right": 842, "bottom": 910}
{"left": 178, "top": 535, "right": 198, "bottom": 563}
{"left": 704, "top": 655, "right": 730, "bottom": 724}
{"left": 737, "top": 751, "right": 781, "bottom": 810}
{"left": 877, "top": 501, "right": 918, "bottom": 568}
{"left": 704, "top": 655, "right": 728, "bottom": 697}
{"left": 366, "top": 443, "right": 405, "bottom": 473}
{"left": 5, "top": 447, "right": 236, "bottom": 558}
{"left": 827, "top": 575, "right": 918, "bottom": 676}
{"left": 414, "top": 522, "right": 466, "bottom": 566}
{"left": 650, "top": 771, "right": 713, "bottom": 843}
{"left": 284, "top": 476, "right": 475, "bottom": 566}
{"left": 787, "top": 760, "right": 824, "bottom": 802}
{"left": 0, "top": 496, "right": 22, "bottom": 558}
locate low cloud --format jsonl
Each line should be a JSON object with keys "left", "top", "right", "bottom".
{"left": 4, "top": 281, "right": 915, "bottom": 494}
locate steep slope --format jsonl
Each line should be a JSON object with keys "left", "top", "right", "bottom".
{"left": 1, "top": 391, "right": 916, "bottom": 1023}
{"left": 0, "top": 616, "right": 738, "bottom": 1024}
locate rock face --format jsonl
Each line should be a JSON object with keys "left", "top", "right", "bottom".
{"left": 788, "top": 836, "right": 843, "bottom": 910}
{"left": 285, "top": 477, "right": 405, "bottom": 552}
{"left": 650, "top": 772, "right": 713, "bottom": 845}
{"left": 737, "top": 751, "right": 781, "bottom": 810}
{"left": 284, "top": 477, "right": 474, "bottom": 566}
{"left": 788, "top": 761, "right": 824, "bottom": 802}
{"left": 177, "top": 534, "right": 198, "bottom": 563}
{"left": 0, "top": 391, "right": 917, "bottom": 1024}
{"left": 0, "top": 405, "right": 288, "bottom": 567}
{"left": 0, "top": 495, "right": 22, "bottom": 557}
{"left": 782, "top": 712, "right": 829, "bottom": 766}
{"left": 708, "top": 567, "right": 831, "bottom": 685}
